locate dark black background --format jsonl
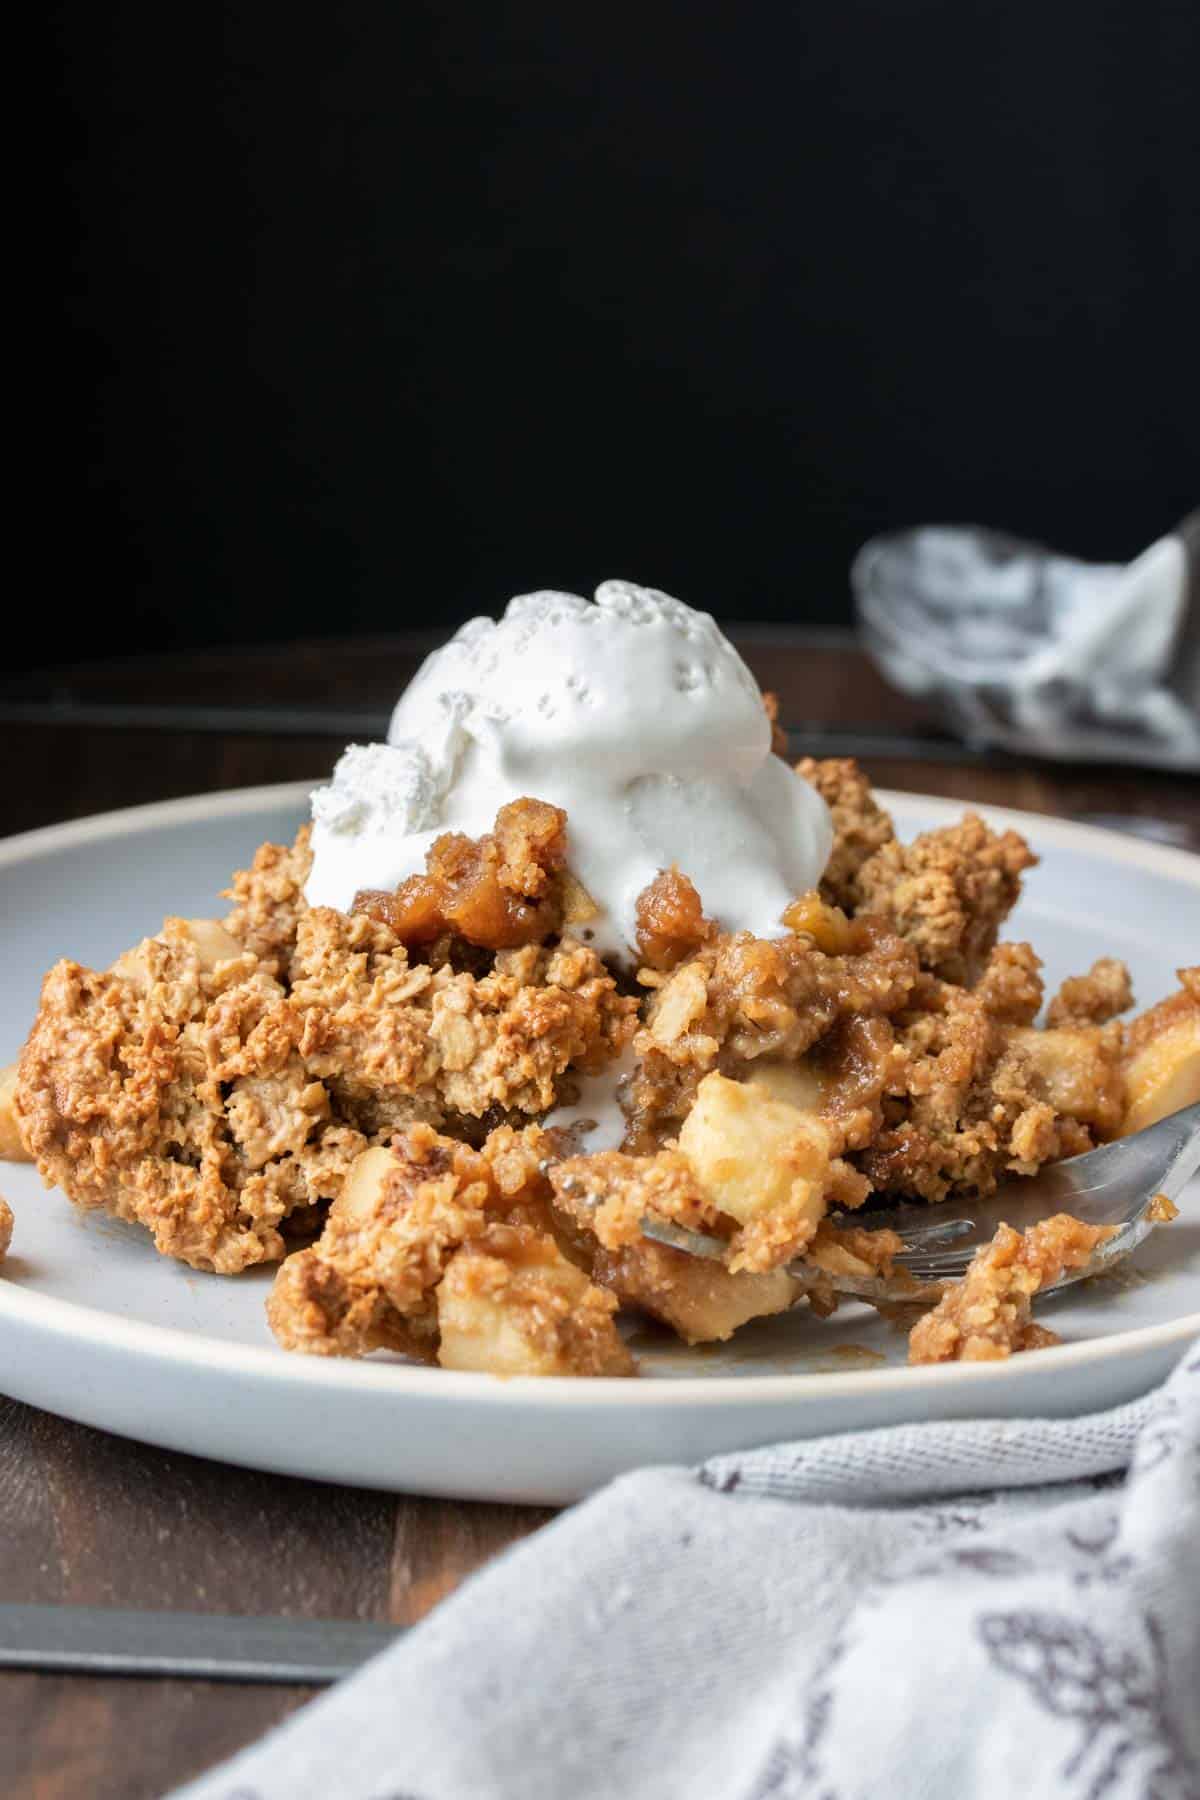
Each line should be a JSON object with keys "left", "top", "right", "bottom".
{"left": 39, "top": 1, "right": 1199, "bottom": 671}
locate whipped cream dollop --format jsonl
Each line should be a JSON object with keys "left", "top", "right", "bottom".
{"left": 305, "top": 581, "right": 833, "bottom": 958}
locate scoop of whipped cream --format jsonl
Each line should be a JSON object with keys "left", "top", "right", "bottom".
{"left": 305, "top": 581, "right": 833, "bottom": 958}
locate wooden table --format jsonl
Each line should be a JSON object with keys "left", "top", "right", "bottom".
{"left": 1, "top": 633, "right": 1196, "bottom": 1799}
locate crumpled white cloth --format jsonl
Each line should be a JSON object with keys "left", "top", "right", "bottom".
{"left": 853, "top": 514, "right": 1200, "bottom": 769}
{"left": 178, "top": 1339, "right": 1200, "bottom": 1800}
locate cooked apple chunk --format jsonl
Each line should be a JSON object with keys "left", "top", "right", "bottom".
{"left": 1004, "top": 1024, "right": 1126, "bottom": 1138}
{"left": 265, "top": 1122, "right": 624, "bottom": 1375}
{"left": 592, "top": 1237, "right": 804, "bottom": 1344}
{"left": 551, "top": 1069, "right": 846, "bottom": 1278}
{"left": 679, "top": 1072, "right": 833, "bottom": 1271}
{"left": 267, "top": 1132, "right": 498, "bottom": 1357}
{"left": 1121, "top": 967, "right": 1200, "bottom": 1135}
{"left": 437, "top": 1224, "right": 634, "bottom": 1376}
{"left": 0, "top": 1194, "right": 12, "bottom": 1263}
{"left": 0, "top": 1066, "right": 31, "bottom": 1162}
{"left": 743, "top": 1058, "right": 825, "bottom": 1113}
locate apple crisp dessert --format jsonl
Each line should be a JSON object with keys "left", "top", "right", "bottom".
{"left": 3, "top": 766, "right": 1196, "bottom": 1375}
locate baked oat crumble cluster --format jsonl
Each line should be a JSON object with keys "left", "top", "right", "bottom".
{"left": 4, "top": 766, "right": 1197, "bottom": 1375}
{"left": 0, "top": 1063, "right": 30, "bottom": 1164}
{"left": 907, "top": 1214, "right": 1116, "bottom": 1363}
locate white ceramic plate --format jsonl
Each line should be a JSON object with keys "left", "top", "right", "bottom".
{"left": 1, "top": 783, "right": 1196, "bottom": 1503}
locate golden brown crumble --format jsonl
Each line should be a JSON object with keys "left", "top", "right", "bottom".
{"left": 852, "top": 813, "right": 1037, "bottom": 985}
{"left": 796, "top": 757, "right": 896, "bottom": 910}
{"left": 289, "top": 905, "right": 636, "bottom": 1139}
{"left": 222, "top": 826, "right": 313, "bottom": 978}
{"left": 13, "top": 893, "right": 634, "bottom": 1273}
{"left": 0, "top": 1195, "right": 12, "bottom": 1264}
{"left": 267, "top": 1124, "right": 631, "bottom": 1374}
{"left": 908, "top": 1214, "right": 1116, "bottom": 1363}
{"left": 857, "top": 945, "right": 1126, "bottom": 1205}
{"left": 552, "top": 1144, "right": 721, "bottom": 1253}
{"left": 16, "top": 918, "right": 365, "bottom": 1273}
{"left": 972, "top": 940, "right": 1045, "bottom": 1024}
{"left": 0, "top": 1065, "right": 31, "bottom": 1162}
{"left": 625, "top": 916, "right": 920, "bottom": 1154}
{"left": 1047, "top": 957, "right": 1134, "bottom": 1027}
{"left": 13, "top": 774, "right": 1189, "bottom": 1376}
{"left": 266, "top": 1126, "right": 506, "bottom": 1357}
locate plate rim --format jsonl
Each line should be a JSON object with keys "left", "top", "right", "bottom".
{"left": 0, "top": 1257, "right": 1195, "bottom": 1407}
{"left": 2, "top": 778, "right": 1197, "bottom": 1407}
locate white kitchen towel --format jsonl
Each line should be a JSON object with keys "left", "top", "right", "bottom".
{"left": 178, "top": 1338, "right": 1200, "bottom": 1800}
{"left": 852, "top": 513, "right": 1200, "bottom": 769}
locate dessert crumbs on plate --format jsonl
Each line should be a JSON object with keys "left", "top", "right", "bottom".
{"left": 822, "top": 1343, "right": 888, "bottom": 1367}
{"left": 870, "top": 1298, "right": 948, "bottom": 1334}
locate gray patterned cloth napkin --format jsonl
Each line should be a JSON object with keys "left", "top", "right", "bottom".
{"left": 178, "top": 1339, "right": 1200, "bottom": 1800}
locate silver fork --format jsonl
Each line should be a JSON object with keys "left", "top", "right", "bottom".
{"left": 639, "top": 1101, "right": 1200, "bottom": 1302}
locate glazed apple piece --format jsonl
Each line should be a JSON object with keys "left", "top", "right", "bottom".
{"left": 678, "top": 1072, "right": 833, "bottom": 1271}
{"left": 1121, "top": 968, "right": 1200, "bottom": 1134}
{"left": 591, "top": 1237, "right": 805, "bottom": 1345}
{"left": 266, "top": 1137, "right": 489, "bottom": 1358}
{"left": 437, "top": 1223, "right": 635, "bottom": 1376}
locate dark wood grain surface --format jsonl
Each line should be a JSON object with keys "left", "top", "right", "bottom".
{"left": 1, "top": 634, "right": 1196, "bottom": 1799}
